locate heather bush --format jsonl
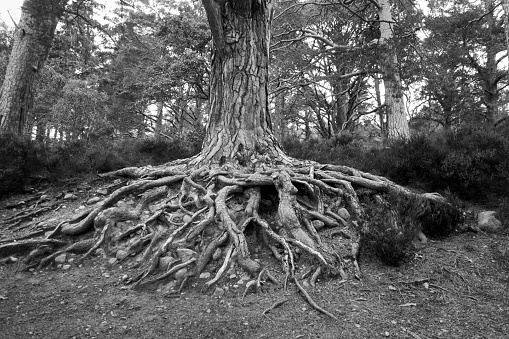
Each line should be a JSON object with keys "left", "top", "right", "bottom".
{"left": 0, "top": 135, "right": 201, "bottom": 198}
{"left": 360, "top": 193, "right": 422, "bottom": 266}
{"left": 0, "top": 134, "right": 45, "bottom": 197}
{"left": 284, "top": 126, "right": 509, "bottom": 203}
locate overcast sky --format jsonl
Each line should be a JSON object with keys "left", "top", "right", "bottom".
{"left": 1, "top": 0, "right": 430, "bottom": 28}
{"left": 0, "top": 0, "right": 22, "bottom": 27}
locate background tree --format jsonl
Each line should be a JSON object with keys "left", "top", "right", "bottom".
{"left": 0, "top": 0, "right": 68, "bottom": 135}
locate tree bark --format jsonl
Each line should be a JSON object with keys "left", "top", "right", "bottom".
{"left": 503, "top": 0, "right": 509, "bottom": 61}
{"left": 0, "top": 0, "right": 67, "bottom": 135}
{"left": 377, "top": 0, "right": 410, "bottom": 140}
{"left": 154, "top": 101, "right": 164, "bottom": 139}
{"left": 197, "top": 0, "right": 288, "bottom": 168}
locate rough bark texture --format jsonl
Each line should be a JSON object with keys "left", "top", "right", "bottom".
{"left": 377, "top": 0, "right": 410, "bottom": 140}
{"left": 0, "top": 0, "right": 67, "bottom": 135}
{"left": 196, "top": 0, "right": 289, "bottom": 168}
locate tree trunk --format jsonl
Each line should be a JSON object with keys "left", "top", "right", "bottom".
{"left": 154, "top": 101, "right": 164, "bottom": 139}
{"left": 0, "top": 0, "right": 67, "bottom": 135}
{"left": 374, "top": 75, "right": 386, "bottom": 136}
{"left": 503, "top": 0, "right": 509, "bottom": 61}
{"left": 197, "top": 0, "right": 287, "bottom": 168}
{"left": 273, "top": 92, "right": 285, "bottom": 142}
{"left": 377, "top": 0, "right": 410, "bottom": 140}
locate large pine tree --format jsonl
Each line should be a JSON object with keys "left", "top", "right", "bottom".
{"left": 0, "top": 0, "right": 67, "bottom": 134}
{"left": 1, "top": 0, "right": 459, "bottom": 316}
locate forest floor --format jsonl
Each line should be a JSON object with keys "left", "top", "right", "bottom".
{"left": 0, "top": 176, "right": 508, "bottom": 339}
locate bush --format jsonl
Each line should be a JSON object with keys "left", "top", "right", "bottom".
{"left": 416, "top": 192, "right": 464, "bottom": 238}
{"left": 360, "top": 193, "right": 422, "bottom": 266}
{"left": 0, "top": 135, "right": 202, "bottom": 198}
{"left": 0, "top": 134, "right": 45, "bottom": 197}
{"left": 284, "top": 126, "right": 509, "bottom": 203}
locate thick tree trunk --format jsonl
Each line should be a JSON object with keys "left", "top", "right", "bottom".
{"left": 0, "top": 0, "right": 67, "bottom": 135}
{"left": 377, "top": 0, "right": 410, "bottom": 140}
{"left": 197, "top": 0, "right": 288, "bottom": 168}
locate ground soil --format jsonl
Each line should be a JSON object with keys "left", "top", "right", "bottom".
{"left": 1, "top": 177, "right": 508, "bottom": 339}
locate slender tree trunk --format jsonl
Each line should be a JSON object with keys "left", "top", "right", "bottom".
{"left": 35, "top": 117, "right": 45, "bottom": 142}
{"left": 503, "top": 0, "right": 509, "bottom": 60}
{"left": 483, "top": 0, "right": 500, "bottom": 123}
{"left": 332, "top": 79, "right": 348, "bottom": 134}
{"left": 197, "top": 0, "right": 287, "bottom": 167}
{"left": 273, "top": 92, "right": 285, "bottom": 142}
{"left": 0, "top": 0, "right": 67, "bottom": 135}
{"left": 194, "top": 97, "right": 204, "bottom": 130}
{"left": 154, "top": 101, "right": 164, "bottom": 139}
{"left": 374, "top": 75, "right": 386, "bottom": 136}
{"left": 377, "top": 0, "right": 410, "bottom": 140}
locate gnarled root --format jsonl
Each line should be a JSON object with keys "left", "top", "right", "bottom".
{"left": 0, "top": 158, "right": 460, "bottom": 318}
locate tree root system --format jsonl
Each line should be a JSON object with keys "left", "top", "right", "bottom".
{"left": 0, "top": 157, "right": 458, "bottom": 318}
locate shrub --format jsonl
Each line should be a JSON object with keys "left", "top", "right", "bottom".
{"left": 284, "top": 126, "right": 509, "bottom": 204}
{"left": 360, "top": 193, "right": 422, "bottom": 266}
{"left": 416, "top": 192, "right": 464, "bottom": 238}
{"left": 0, "top": 134, "right": 45, "bottom": 196}
{"left": 0, "top": 134, "right": 202, "bottom": 198}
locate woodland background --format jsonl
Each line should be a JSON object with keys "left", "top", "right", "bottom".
{"left": 0, "top": 0, "right": 508, "bottom": 212}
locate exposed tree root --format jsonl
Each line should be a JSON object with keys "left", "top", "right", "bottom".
{"left": 0, "top": 156, "right": 461, "bottom": 318}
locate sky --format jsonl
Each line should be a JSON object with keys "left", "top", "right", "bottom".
{"left": 0, "top": 0, "right": 430, "bottom": 28}
{"left": 0, "top": 1, "right": 21, "bottom": 27}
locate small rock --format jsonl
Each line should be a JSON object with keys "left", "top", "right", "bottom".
{"left": 229, "top": 274, "right": 237, "bottom": 279}
{"left": 54, "top": 254, "right": 67, "bottom": 264}
{"left": 199, "top": 272, "right": 211, "bottom": 279}
{"left": 416, "top": 230, "right": 428, "bottom": 244}
{"left": 213, "top": 287, "right": 225, "bottom": 297}
{"left": 158, "top": 256, "right": 177, "bottom": 271}
{"left": 62, "top": 265, "right": 71, "bottom": 271}
{"left": 87, "top": 197, "right": 101, "bottom": 205}
{"left": 163, "top": 280, "right": 176, "bottom": 292}
{"left": 478, "top": 211, "right": 502, "bottom": 233}
{"left": 77, "top": 205, "right": 86, "bottom": 210}
{"left": 174, "top": 268, "right": 188, "bottom": 280}
{"left": 337, "top": 207, "right": 351, "bottom": 220}
{"left": 302, "top": 280, "right": 310, "bottom": 288}
{"left": 63, "top": 193, "right": 78, "bottom": 201}
{"left": 9, "top": 256, "right": 18, "bottom": 263}
{"left": 182, "top": 215, "right": 193, "bottom": 224}
{"left": 116, "top": 250, "right": 128, "bottom": 260}
{"left": 39, "top": 195, "right": 50, "bottom": 201}
{"left": 312, "top": 220, "right": 325, "bottom": 230}
{"left": 108, "top": 258, "right": 117, "bottom": 265}
{"left": 103, "top": 273, "right": 110, "bottom": 278}
{"left": 212, "top": 248, "right": 222, "bottom": 261}
{"left": 236, "top": 279, "right": 244, "bottom": 285}
{"left": 96, "top": 188, "right": 109, "bottom": 195}
{"left": 176, "top": 248, "right": 197, "bottom": 262}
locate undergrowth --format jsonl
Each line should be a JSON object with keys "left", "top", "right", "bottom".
{"left": 0, "top": 134, "right": 201, "bottom": 197}
{"left": 360, "top": 193, "right": 422, "bottom": 266}
{"left": 284, "top": 126, "right": 509, "bottom": 203}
